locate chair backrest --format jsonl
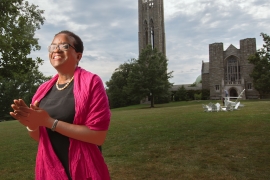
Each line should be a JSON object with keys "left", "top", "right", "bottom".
{"left": 211, "top": 104, "right": 217, "bottom": 112}
{"left": 239, "top": 89, "right": 245, "bottom": 98}
{"left": 224, "top": 97, "right": 230, "bottom": 107}
{"left": 226, "top": 103, "right": 234, "bottom": 111}
{"left": 235, "top": 89, "right": 245, "bottom": 103}
{"left": 202, "top": 104, "right": 209, "bottom": 111}
{"left": 215, "top": 103, "right": 220, "bottom": 111}
{"left": 234, "top": 102, "right": 240, "bottom": 110}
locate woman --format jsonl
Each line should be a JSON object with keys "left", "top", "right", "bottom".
{"left": 10, "top": 30, "right": 111, "bottom": 180}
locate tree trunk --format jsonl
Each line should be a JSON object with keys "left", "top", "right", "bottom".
{"left": 150, "top": 95, "right": 154, "bottom": 108}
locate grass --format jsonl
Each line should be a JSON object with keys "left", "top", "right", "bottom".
{"left": 0, "top": 100, "right": 270, "bottom": 179}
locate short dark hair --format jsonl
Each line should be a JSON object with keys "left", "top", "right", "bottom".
{"left": 55, "top": 30, "right": 84, "bottom": 53}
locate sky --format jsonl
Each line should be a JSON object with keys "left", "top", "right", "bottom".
{"left": 27, "top": 0, "right": 270, "bottom": 86}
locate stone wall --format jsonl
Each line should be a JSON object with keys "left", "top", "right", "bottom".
{"left": 209, "top": 43, "right": 224, "bottom": 99}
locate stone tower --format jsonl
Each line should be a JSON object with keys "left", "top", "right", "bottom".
{"left": 138, "top": 0, "right": 166, "bottom": 56}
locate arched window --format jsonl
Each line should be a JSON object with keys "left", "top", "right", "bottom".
{"left": 149, "top": 0, "right": 154, "bottom": 8}
{"left": 144, "top": 20, "right": 148, "bottom": 47}
{"left": 225, "top": 56, "right": 241, "bottom": 84}
{"left": 142, "top": 0, "right": 154, "bottom": 8}
{"left": 150, "top": 19, "right": 154, "bottom": 49}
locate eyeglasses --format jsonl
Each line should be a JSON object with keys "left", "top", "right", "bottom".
{"left": 48, "top": 43, "right": 76, "bottom": 52}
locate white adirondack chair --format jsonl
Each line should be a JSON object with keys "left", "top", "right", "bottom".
{"left": 224, "top": 89, "right": 245, "bottom": 107}
{"left": 202, "top": 104, "right": 212, "bottom": 112}
{"left": 221, "top": 103, "right": 233, "bottom": 111}
{"left": 215, "top": 103, "right": 221, "bottom": 112}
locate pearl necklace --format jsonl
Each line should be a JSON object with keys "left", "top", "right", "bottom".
{"left": 56, "top": 76, "right": 74, "bottom": 90}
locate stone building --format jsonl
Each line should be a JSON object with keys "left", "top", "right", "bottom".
{"left": 138, "top": 0, "right": 166, "bottom": 56}
{"left": 202, "top": 38, "right": 260, "bottom": 99}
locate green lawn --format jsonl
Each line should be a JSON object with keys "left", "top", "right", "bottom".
{"left": 0, "top": 100, "right": 270, "bottom": 180}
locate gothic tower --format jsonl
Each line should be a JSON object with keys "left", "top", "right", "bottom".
{"left": 138, "top": 0, "right": 166, "bottom": 56}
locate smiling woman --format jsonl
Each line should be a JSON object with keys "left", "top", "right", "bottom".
{"left": 10, "top": 30, "right": 111, "bottom": 180}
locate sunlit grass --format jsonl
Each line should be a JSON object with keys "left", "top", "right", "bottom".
{"left": 0, "top": 100, "right": 270, "bottom": 179}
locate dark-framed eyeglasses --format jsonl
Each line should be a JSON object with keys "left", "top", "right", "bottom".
{"left": 48, "top": 43, "right": 77, "bottom": 52}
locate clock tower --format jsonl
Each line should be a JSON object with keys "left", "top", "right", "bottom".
{"left": 138, "top": 0, "right": 166, "bottom": 56}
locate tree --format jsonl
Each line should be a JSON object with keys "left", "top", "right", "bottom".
{"left": 0, "top": 0, "right": 45, "bottom": 78}
{"left": 0, "top": 65, "right": 51, "bottom": 120}
{"left": 106, "top": 60, "right": 139, "bottom": 108}
{"left": 126, "top": 45, "right": 173, "bottom": 107}
{"left": 175, "top": 85, "right": 187, "bottom": 101}
{"left": 248, "top": 33, "right": 270, "bottom": 97}
{"left": 0, "top": 0, "right": 47, "bottom": 120}
{"left": 201, "top": 89, "right": 210, "bottom": 100}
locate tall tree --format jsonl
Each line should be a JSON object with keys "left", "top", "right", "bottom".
{"left": 106, "top": 60, "right": 139, "bottom": 108}
{"left": 0, "top": 0, "right": 45, "bottom": 78}
{"left": 126, "top": 45, "right": 173, "bottom": 107}
{"left": 0, "top": 0, "right": 47, "bottom": 120}
{"left": 248, "top": 33, "right": 270, "bottom": 97}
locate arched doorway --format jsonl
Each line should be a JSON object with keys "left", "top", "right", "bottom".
{"left": 229, "top": 88, "right": 238, "bottom": 97}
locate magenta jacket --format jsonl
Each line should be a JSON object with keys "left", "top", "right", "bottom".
{"left": 32, "top": 67, "right": 111, "bottom": 180}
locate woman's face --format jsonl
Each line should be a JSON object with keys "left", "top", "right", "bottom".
{"left": 49, "top": 33, "right": 81, "bottom": 72}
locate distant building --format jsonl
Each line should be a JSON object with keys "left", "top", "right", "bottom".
{"left": 201, "top": 38, "right": 259, "bottom": 99}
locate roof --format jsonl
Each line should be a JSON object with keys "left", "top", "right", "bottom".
{"left": 195, "top": 75, "right": 201, "bottom": 84}
{"left": 170, "top": 83, "right": 202, "bottom": 91}
{"left": 201, "top": 61, "right": 209, "bottom": 74}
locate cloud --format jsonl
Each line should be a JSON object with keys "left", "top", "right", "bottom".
{"left": 27, "top": 0, "right": 270, "bottom": 85}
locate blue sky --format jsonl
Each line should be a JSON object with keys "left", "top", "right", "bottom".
{"left": 27, "top": 0, "right": 270, "bottom": 86}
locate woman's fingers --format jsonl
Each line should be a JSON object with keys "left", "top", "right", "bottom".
{"left": 14, "top": 110, "right": 29, "bottom": 117}
{"left": 9, "top": 111, "right": 28, "bottom": 121}
{"left": 12, "top": 99, "right": 29, "bottom": 111}
{"left": 18, "top": 99, "right": 28, "bottom": 107}
{"left": 13, "top": 99, "right": 21, "bottom": 106}
{"left": 30, "top": 104, "right": 39, "bottom": 110}
{"left": 33, "top": 100, "right": 39, "bottom": 107}
{"left": 11, "top": 104, "right": 19, "bottom": 111}
{"left": 10, "top": 112, "right": 29, "bottom": 126}
{"left": 17, "top": 106, "right": 33, "bottom": 113}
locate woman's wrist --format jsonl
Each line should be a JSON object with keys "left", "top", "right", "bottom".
{"left": 45, "top": 117, "right": 55, "bottom": 129}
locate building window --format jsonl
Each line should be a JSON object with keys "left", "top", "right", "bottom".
{"left": 215, "top": 85, "right": 220, "bottom": 91}
{"left": 247, "top": 83, "right": 252, "bottom": 90}
{"left": 142, "top": 0, "right": 154, "bottom": 8}
{"left": 224, "top": 56, "right": 241, "bottom": 84}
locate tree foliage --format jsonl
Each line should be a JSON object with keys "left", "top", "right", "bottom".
{"left": 106, "top": 60, "right": 139, "bottom": 109}
{"left": 201, "top": 89, "right": 210, "bottom": 100}
{"left": 0, "top": 66, "right": 51, "bottom": 120}
{"left": 248, "top": 33, "right": 270, "bottom": 97}
{"left": 126, "top": 45, "right": 173, "bottom": 107}
{"left": 175, "top": 85, "right": 187, "bottom": 101}
{"left": 0, "top": 0, "right": 45, "bottom": 78}
{"left": 0, "top": 0, "right": 48, "bottom": 120}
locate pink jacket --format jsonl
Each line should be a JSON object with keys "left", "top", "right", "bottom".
{"left": 32, "top": 67, "right": 111, "bottom": 180}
